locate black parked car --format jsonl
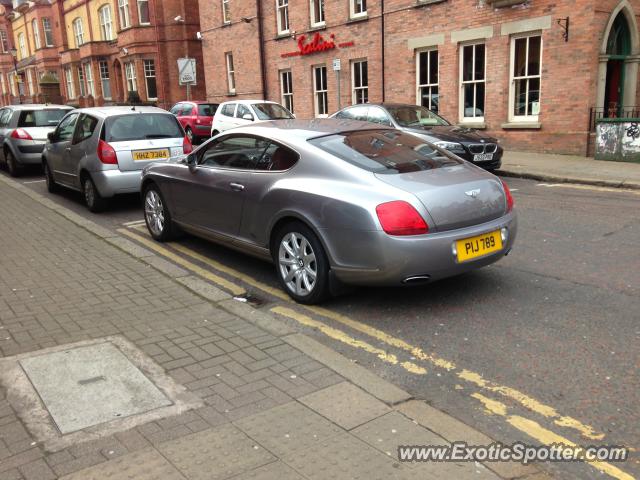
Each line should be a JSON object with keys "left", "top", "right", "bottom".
{"left": 331, "top": 103, "right": 503, "bottom": 171}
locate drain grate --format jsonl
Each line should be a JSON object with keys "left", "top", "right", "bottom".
{"left": 19, "top": 342, "right": 172, "bottom": 434}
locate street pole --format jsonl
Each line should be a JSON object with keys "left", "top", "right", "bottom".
{"left": 186, "top": 82, "right": 191, "bottom": 101}
{"left": 10, "top": 48, "right": 20, "bottom": 104}
{"left": 336, "top": 70, "right": 341, "bottom": 110}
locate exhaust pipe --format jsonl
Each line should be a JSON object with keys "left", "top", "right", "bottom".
{"left": 402, "top": 275, "right": 431, "bottom": 285}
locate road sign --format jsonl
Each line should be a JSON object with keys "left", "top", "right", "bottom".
{"left": 178, "top": 58, "right": 197, "bottom": 85}
{"left": 332, "top": 58, "right": 341, "bottom": 71}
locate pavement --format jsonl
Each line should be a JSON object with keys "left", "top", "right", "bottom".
{"left": 498, "top": 151, "right": 640, "bottom": 189}
{"left": 0, "top": 177, "right": 553, "bottom": 479}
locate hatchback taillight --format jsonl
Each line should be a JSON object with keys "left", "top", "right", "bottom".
{"left": 501, "top": 179, "right": 514, "bottom": 213}
{"left": 11, "top": 128, "right": 32, "bottom": 140}
{"left": 183, "top": 136, "right": 193, "bottom": 154}
{"left": 376, "top": 201, "right": 428, "bottom": 236}
{"left": 97, "top": 139, "right": 118, "bottom": 164}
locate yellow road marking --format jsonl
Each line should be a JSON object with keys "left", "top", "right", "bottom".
{"left": 471, "top": 395, "right": 634, "bottom": 480}
{"left": 118, "top": 229, "right": 246, "bottom": 296}
{"left": 537, "top": 183, "right": 640, "bottom": 195}
{"left": 272, "top": 306, "right": 426, "bottom": 374}
{"left": 122, "top": 226, "right": 606, "bottom": 442}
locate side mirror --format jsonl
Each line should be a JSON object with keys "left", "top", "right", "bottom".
{"left": 242, "top": 114, "right": 254, "bottom": 121}
{"left": 186, "top": 153, "right": 197, "bottom": 172}
{"left": 47, "top": 131, "right": 56, "bottom": 142}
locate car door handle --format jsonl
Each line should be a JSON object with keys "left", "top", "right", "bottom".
{"left": 65, "top": 147, "right": 71, "bottom": 151}
{"left": 229, "top": 182, "right": 245, "bottom": 192}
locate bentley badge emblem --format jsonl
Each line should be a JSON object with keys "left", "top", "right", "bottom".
{"left": 465, "top": 189, "right": 481, "bottom": 198}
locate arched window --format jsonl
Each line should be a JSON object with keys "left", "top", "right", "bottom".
{"left": 17, "top": 32, "right": 27, "bottom": 59}
{"left": 607, "top": 12, "right": 632, "bottom": 56}
{"left": 72, "top": 18, "right": 84, "bottom": 47}
{"left": 99, "top": 5, "right": 114, "bottom": 41}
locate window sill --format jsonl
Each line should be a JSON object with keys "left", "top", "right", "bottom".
{"left": 308, "top": 23, "right": 327, "bottom": 33}
{"left": 458, "top": 122, "right": 486, "bottom": 129}
{"left": 347, "top": 14, "right": 368, "bottom": 23}
{"left": 222, "top": 22, "right": 232, "bottom": 28}
{"left": 275, "top": 32, "right": 291, "bottom": 40}
{"left": 415, "top": 0, "right": 447, "bottom": 7}
{"left": 227, "top": 91, "right": 237, "bottom": 96}
{"left": 501, "top": 122, "right": 541, "bottom": 130}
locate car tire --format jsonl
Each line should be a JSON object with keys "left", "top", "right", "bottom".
{"left": 273, "top": 222, "right": 330, "bottom": 304}
{"left": 5, "top": 150, "right": 20, "bottom": 177}
{"left": 185, "top": 127, "right": 194, "bottom": 143}
{"left": 82, "top": 175, "right": 107, "bottom": 213}
{"left": 143, "top": 183, "right": 176, "bottom": 241}
{"left": 43, "top": 160, "right": 58, "bottom": 193}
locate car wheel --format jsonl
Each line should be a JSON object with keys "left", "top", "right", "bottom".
{"left": 5, "top": 151, "right": 20, "bottom": 177}
{"left": 143, "top": 183, "right": 175, "bottom": 241}
{"left": 82, "top": 175, "right": 106, "bottom": 213}
{"left": 43, "top": 160, "right": 58, "bottom": 193}
{"left": 185, "top": 127, "right": 194, "bottom": 143}
{"left": 274, "top": 222, "right": 329, "bottom": 304}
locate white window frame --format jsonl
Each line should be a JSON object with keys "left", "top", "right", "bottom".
{"left": 280, "top": 69, "right": 293, "bottom": 113}
{"left": 73, "top": 18, "right": 84, "bottom": 47}
{"left": 125, "top": 61, "right": 137, "bottom": 92}
{"left": 99, "top": 5, "right": 114, "bottom": 41}
{"left": 415, "top": 47, "right": 439, "bottom": 113}
{"left": 459, "top": 42, "right": 486, "bottom": 123}
{"left": 143, "top": 59, "right": 157, "bottom": 100}
{"left": 276, "top": 0, "right": 289, "bottom": 35}
{"left": 84, "top": 63, "right": 95, "bottom": 97}
{"left": 137, "top": 0, "right": 150, "bottom": 25}
{"left": 222, "top": 0, "right": 231, "bottom": 24}
{"left": 18, "top": 32, "right": 27, "bottom": 59}
{"left": 65, "top": 68, "right": 75, "bottom": 99}
{"left": 350, "top": 0, "right": 366, "bottom": 19}
{"left": 99, "top": 60, "right": 112, "bottom": 99}
{"left": 118, "top": 0, "right": 131, "bottom": 29}
{"left": 32, "top": 20, "right": 41, "bottom": 50}
{"left": 0, "top": 30, "right": 8, "bottom": 53}
{"left": 313, "top": 65, "right": 328, "bottom": 117}
{"left": 0, "top": 73, "right": 5, "bottom": 95}
{"left": 27, "top": 69, "right": 34, "bottom": 95}
{"left": 351, "top": 59, "right": 368, "bottom": 105}
{"left": 42, "top": 18, "right": 54, "bottom": 47}
{"left": 310, "top": 0, "right": 325, "bottom": 27}
{"left": 225, "top": 52, "right": 235, "bottom": 93}
{"left": 77, "top": 66, "right": 86, "bottom": 96}
{"left": 508, "top": 32, "right": 543, "bottom": 123}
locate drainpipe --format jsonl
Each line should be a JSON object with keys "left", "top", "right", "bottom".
{"left": 256, "top": 0, "right": 267, "bottom": 99}
{"left": 381, "top": 0, "right": 385, "bottom": 102}
{"left": 153, "top": 0, "right": 167, "bottom": 108}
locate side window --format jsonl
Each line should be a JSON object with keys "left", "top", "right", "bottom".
{"left": 182, "top": 104, "right": 194, "bottom": 116}
{"left": 56, "top": 113, "right": 79, "bottom": 142}
{"left": 348, "top": 106, "right": 369, "bottom": 121}
{"left": 0, "top": 109, "right": 11, "bottom": 127}
{"left": 221, "top": 103, "right": 236, "bottom": 116}
{"left": 170, "top": 104, "right": 182, "bottom": 115}
{"left": 368, "top": 107, "right": 393, "bottom": 127}
{"left": 73, "top": 114, "right": 99, "bottom": 144}
{"left": 198, "top": 135, "right": 269, "bottom": 169}
{"left": 236, "top": 104, "right": 253, "bottom": 120}
{"left": 256, "top": 142, "right": 298, "bottom": 171}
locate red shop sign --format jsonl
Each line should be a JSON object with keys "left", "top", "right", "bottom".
{"left": 281, "top": 33, "right": 355, "bottom": 58}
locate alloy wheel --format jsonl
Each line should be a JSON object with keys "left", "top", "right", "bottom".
{"left": 84, "top": 179, "right": 95, "bottom": 207}
{"left": 145, "top": 189, "right": 165, "bottom": 237}
{"left": 278, "top": 232, "right": 317, "bottom": 297}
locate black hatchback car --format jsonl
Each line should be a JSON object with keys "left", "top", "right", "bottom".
{"left": 331, "top": 103, "right": 503, "bottom": 170}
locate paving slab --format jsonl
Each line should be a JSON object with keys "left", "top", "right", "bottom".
{"left": 299, "top": 382, "right": 391, "bottom": 430}
{"left": 231, "top": 461, "right": 306, "bottom": 480}
{"left": 156, "top": 424, "right": 275, "bottom": 480}
{"left": 58, "top": 447, "right": 186, "bottom": 480}
{"left": 234, "top": 401, "right": 342, "bottom": 457}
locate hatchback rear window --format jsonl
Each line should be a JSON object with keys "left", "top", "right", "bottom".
{"left": 104, "top": 113, "right": 184, "bottom": 142}
{"left": 309, "top": 130, "right": 461, "bottom": 174}
{"left": 198, "top": 104, "right": 218, "bottom": 116}
{"left": 18, "top": 109, "right": 70, "bottom": 128}
{"left": 253, "top": 103, "right": 294, "bottom": 120}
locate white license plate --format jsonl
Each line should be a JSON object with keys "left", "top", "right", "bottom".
{"left": 473, "top": 153, "right": 494, "bottom": 162}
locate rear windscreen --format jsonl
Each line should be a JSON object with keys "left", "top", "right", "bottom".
{"left": 104, "top": 114, "right": 184, "bottom": 142}
{"left": 18, "top": 109, "right": 70, "bottom": 128}
{"left": 308, "top": 130, "right": 461, "bottom": 174}
{"left": 198, "top": 104, "right": 218, "bottom": 116}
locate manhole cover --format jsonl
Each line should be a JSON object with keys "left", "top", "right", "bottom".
{"left": 20, "top": 342, "right": 172, "bottom": 434}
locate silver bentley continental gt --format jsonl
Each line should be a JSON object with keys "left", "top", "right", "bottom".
{"left": 141, "top": 119, "right": 517, "bottom": 304}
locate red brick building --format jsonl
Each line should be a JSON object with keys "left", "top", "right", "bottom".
{"left": 199, "top": 0, "right": 640, "bottom": 155}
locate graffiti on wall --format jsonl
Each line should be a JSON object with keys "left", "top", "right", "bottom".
{"left": 595, "top": 121, "right": 640, "bottom": 163}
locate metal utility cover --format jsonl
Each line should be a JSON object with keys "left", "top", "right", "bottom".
{"left": 19, "top": 342, "right": 172, "bottom": 434}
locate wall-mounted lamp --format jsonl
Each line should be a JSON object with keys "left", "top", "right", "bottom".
{"left": 557, "top": 17, "right": 569, "bottom": 42}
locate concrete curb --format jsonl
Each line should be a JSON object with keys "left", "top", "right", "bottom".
{"left": 497, "top": 168, "right": 640, "bottom": 190}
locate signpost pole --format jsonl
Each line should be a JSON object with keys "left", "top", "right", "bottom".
{"left": 333, "top": 58, "right": 341, "bottom": 111}
{"left": 186, "top": 82, "right": 191, "bottom": 101}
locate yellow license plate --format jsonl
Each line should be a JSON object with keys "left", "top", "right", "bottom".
{"left": 456, "top": 230, "right": 503, "bottom": 263}
{"left": 132, "top": 149, "right": 169, "bottom": 161}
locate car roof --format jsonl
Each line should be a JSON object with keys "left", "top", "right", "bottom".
{"left": 3, "top": 104, "right": 73, "bottom": 111}
{"left": 175, "top": 100, "right": 219, "bottom": 105}
{"left": 226, "top": 118, "right": 393, "bottom": 142}
{"left": 219, "top": 99, "right": 280, "bottom": 106}
{"left": 338, "top": 103, "right": 422, "bottom": 110}
{"left": 70, "top": 106, "right": 173, "bottom": 119}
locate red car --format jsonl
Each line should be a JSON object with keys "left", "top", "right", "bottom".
{"left": 169, "top": 101, "right": 219, "bottom": 143}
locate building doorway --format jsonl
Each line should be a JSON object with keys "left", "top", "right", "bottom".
{"left": 604, "top": 12, "right": 632, "bottom": 117}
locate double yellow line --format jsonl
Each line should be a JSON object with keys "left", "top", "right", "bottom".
{"left": 119, "top": 226, "right": 635, "bottom": 480}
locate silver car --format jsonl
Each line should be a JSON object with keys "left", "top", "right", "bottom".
{"left": 43, "top": 106, "right": 191, "bottom": 212}
{"left": 0, "top": 104, "right": 74, "bottom": 176}
{"left": 141, "top": 119, "right": 517, "bottom": 304}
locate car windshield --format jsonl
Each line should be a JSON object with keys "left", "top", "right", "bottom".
{"left": 252, "top": 103, "right": 294, "bottom": 120}
{"left": 18, "top": 109, "right": 70, "bottom": 128}
{"left": 387, "top": 106, "right": 449, "bottom": 128}
{"left": 104, "top": 114, "right": 184, "bottom": 142}
{"left": 198, "top": 104, "right": 218, "bottom": 116}
{"left": 309, "top": 129, "right": 461, "bottom": 174}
